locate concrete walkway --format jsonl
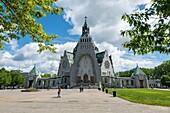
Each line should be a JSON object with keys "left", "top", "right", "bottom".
{"left": 0, "top": 89, "right": 169, "bottom": 113}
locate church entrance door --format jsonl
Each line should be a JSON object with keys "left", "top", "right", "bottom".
{"left": 29, "top": 80, "right": 33, "bottom": 88}
{"left": 139, "top": 80, "right": 144, "bottom": 88}
{"left": 83, "top": 74, "right": 88, "bottom": 83}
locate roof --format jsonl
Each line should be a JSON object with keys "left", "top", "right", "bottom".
{"left": 96, "top": 51, "right": 105, "bottom": 64}
{"left": 109, "top": 55, "right": 113, "bottom": 66}
{"left": 66, "top": 51, "right": 73, "bottom": 57}
{"left": 133, "top": 65, "right": 146, "bottom": 76}
{"left": 29, "top": 65, "right": 37, "bottom": 75}
{"left": 65, "top": 51, "right": 74, "bottom": 65}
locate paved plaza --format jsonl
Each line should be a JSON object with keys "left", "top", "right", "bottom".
{"left": 0, "top": 89, "right": 169, "bottom": 113}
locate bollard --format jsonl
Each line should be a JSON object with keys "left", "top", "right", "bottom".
{"left": 113, "top": 91, "right": 116, "bottom": 97}
{"left": 106, "top": 89, "right": 108, "bottom": 93}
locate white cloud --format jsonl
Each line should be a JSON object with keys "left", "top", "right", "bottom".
{"left": 56, "top": 0, "right": 167, "bottom": 71}
{"left": 1, "top": 0, "right": 169, "bottom": 75}
{"left": 0, "top": 40, "right": 165, "bottom": 74}
{"left": 0, "top": 42, "right": 77, "bottom": 74}
{"left": 0, "top": 51, "right": 14, "bottom": 67}
{"left": 58, "top": 0, "right": 151, "bottom": 47}
{"left": 96, "top": 42, "right": 161, "bottom": 72}
{"left": 9, "top": 39, "right": 18, "bottom": 51}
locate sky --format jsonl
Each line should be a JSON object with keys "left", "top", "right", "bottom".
{"left": 1, "top": 0, "right": 170, "bottom": 74}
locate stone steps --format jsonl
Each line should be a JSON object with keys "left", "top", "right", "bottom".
{"left": 72, "top": 85, "right": 99, "bottom": 89}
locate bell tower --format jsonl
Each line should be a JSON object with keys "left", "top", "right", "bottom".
{"left": 82, "top": 16, "right": 90, "bottom": 37}
{"left": 70, "top": 17, "right": 101, "bottom": 87}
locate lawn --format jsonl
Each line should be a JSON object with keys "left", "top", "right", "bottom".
{"left": 107, "top": 88, "right": 170, "bottom": 106}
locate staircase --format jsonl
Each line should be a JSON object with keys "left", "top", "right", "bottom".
{"left": 72, "top": 85, "right": 99, "bottom": 89}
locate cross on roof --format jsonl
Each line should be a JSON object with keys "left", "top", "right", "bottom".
{"left": 85, "top": 16, "right": 87, "bottom": 21}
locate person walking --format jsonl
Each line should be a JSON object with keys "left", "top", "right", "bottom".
{"left": 80, "top": 85, "right": 83, "bottom": 92}
{"left": 57, "top": 87, "right": 61, "bottom": 98}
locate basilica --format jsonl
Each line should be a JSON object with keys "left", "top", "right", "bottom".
{"left": 57, "top": 17, "right": 114, "bottom": 88}
{"left": 18, "top": 18, "right": 153, "bottom": 89}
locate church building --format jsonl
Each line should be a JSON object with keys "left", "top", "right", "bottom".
{"left": 18, "top": 18, "right": 150, "bottom": 89}
{"left": 57, "top": 17, "right": 115, "bottom": 88}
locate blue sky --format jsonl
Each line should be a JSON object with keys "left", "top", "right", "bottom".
{"left": 1, "top": 0, "right": 170, "bottom": 74}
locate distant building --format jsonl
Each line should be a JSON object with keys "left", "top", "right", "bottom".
{"left": 115, "top": 65, "right": 149, "bottom": 88}
{"left": 18, "top": 65, "right": 41, "bottom": 88}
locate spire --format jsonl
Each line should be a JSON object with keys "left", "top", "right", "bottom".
{"left": 82, "top": 16, "right": 90, "bottom": 36}
{"left": 84, "top": 16, "right": 87, "bottom": 27}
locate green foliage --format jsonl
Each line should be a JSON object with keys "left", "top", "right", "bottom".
{"left": 0, "top": 68, "right": 11, "bottom": 86}
{"left": 117, "top": 69, "right": 134, "bottom": 77}
{"left": 141, "top": 68, "right": 154, "bottom": 78}
{"left": 118, "top": 60, "right": 170, "bottom": 79}
{"left": 10, "top": 70, "right": 24, "bottom": 86}
{"left": 108, "top": 88, "right": 170, "bottom": 106}
{"left": 41, "top": 73, "right": 58, "bottom": 78}
{"left": 161, "top": 75, "right": 170, "bottom": 87}
{"left": 0, "top": 68, "right": 24, "bottom": 87}
{"left": 52, "top": 74, "right": 57, "bottom": 77}
{"left": 154, "top": 60, "right": 170, "bottom": 79}
{"left": 0, "top": 0, "right": 63, "bottom": 53}
{"left": 41, "top": 73, "right": 51, "bottom": 78}
{"left": 26, "top": 87, "right": 37, "bottom": 90}
{"left": 118, "top": 67, "right": 154, "bottom": 78}
{"left": 121, "top": 0, "right": 170, "bottom": 54}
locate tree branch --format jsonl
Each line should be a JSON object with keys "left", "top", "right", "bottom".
{"left": 1, "top": 0, "right": 40, "bottom": 42}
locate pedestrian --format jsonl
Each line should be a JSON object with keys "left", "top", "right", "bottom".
{"left": 67, "top": 85, "right": 70, "bottom": 89}
{"left": 57, "top": 87, "right": 61, "bottom": 98}
{"left": 80, "top": 85, "right": 84, "bottom": 92}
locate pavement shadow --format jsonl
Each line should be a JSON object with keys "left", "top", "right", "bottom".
{"left": 52, "top": 96, "right": 59, "bottom": 98}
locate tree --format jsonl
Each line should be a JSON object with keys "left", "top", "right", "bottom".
{"left": 52, "top": 74, "right": 57, "bottom": 78}
{"left": 0, "top": 68, "right": 11, "bottom": 87}
{"left": 10, "top": 70, "right": 24, "bottom": 87}
{"left": 121, "top": 0, "right": 170, "bottom": 55}
{"left": 118, "top": 67, "right": 154, "bottom": 78}
{"left": 118, "top": 70, "right": 133, "bottom": 77}
{"left": 161, "top": 75, "right": 170, "bottom": 87}
{"left": 41, "top": 73, "right": 51, "bottom": 78}
{"left": 141, "top": 68, "right": 154, "bottom": 79}
{"left": 154, "top": 60, "right": 170, "bottom": 79}
{"left": 0, "top": 0, "right": 63, "bottom": 53}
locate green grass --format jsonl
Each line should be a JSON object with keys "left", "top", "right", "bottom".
{"left": 107, "top": 88, "right": 170, "bottom": 106}
{"left": 26, "top": 87, "right": 37, "bottom": 90}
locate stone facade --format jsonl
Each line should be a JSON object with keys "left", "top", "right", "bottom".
{"left": 18, "top": 65, "right": 41, "bottom": 88}
{"left": 115, "top": 65, "right": 149, "bottom": 88}
{"left": 19, "top": 18, "right": 151, "bottom": 89}
{"left": 58, "top": 18, "right": 115, "bottom": 88}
